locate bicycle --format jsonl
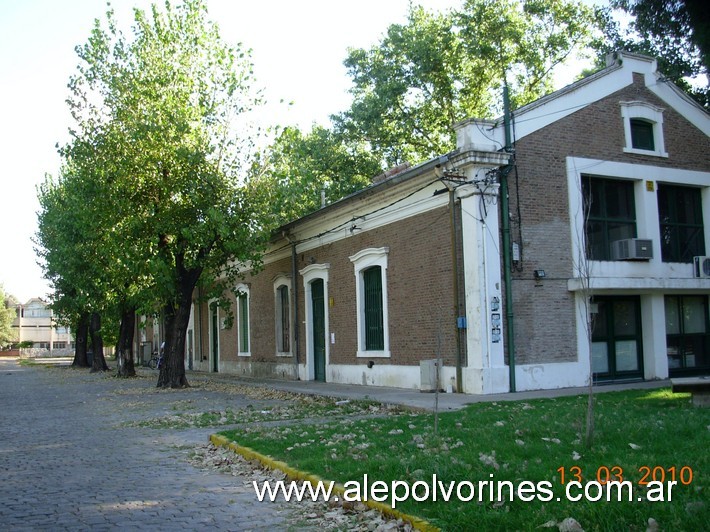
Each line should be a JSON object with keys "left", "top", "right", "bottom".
{"left": 148, "top": 350, "right": 164, "bottom": 369}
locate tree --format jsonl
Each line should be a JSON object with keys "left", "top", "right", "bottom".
{"left": 600, "top": 0, "right": 709, "bottom": 107}
{"left": 65, "top": 0, "right": 270, "bottom": 387}
{"left": 250, "top": 125, "right": 383, "bottom": 225}
{"left": 36, "top": 168, "right": 112, "bottom": 372}
{"left": 1, "top": 285, "right": 18, "bottom": 349}
{"left": 334, "top": 0, "right": 603, "bottom": 166}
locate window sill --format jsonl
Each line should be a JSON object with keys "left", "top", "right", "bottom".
{"left": 238, "top": 352, "right": 251, "bottom": 357}
{"left": 276, "top": 351, "right": 293, "bottom": 358}
{"left": 356, "top": 349, "right": 391, "bottom": 358}
{"left": 623, "top": 147, "right": 668, "bottom": 158}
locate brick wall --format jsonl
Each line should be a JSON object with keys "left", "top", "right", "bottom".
{"left": 234, "top": 205, "right": 462, "bottom": 369}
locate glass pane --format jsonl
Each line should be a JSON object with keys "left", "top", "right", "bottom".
{"left": 659, "top": 224, "right": 676, "bottom": 261}
{"left": 586, "top": 221, "right": 604, "bottom": 260}
{"left": 666, "top": 336, "right": 682, "bottom": 368}
{"left": 630, "top": 119, "right": 655, "bottom": 150}
{"left": 605, "top": 181, "right": 634, "bottom": 219}
{"left": 607, "top": 222, "right": 636, "bottom": 243}
{"left": 678, "top": 226, "right": 706, "bottom": 261}
{"left": 665, "top": 296, "right": 680, "bottom": 335}
{"left": 613, "top": 300, "right": 637, "bottom": 336}
{"left": 615, "top": 340, "right": 639, "bottom": 371}
{"left": 674, "top": 187, "right": 702, "bottom": 225}
{"left": 582, "top": 177, "right": 602, "bottom": 218}
{"left": 682, "top": 296, "right": 707, "bottom": 334}
{"left": 657, "top": 187, "right": 670, "bottom": 222}
{"left": 591, "top": 300, "right": 607, "bottom": 339}
{"left": 592, "top": 342, "right": 609, "bottom": 374}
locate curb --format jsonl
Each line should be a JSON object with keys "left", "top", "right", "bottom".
{"left": 209, "top": 434, "right": 439, "bottom": 532}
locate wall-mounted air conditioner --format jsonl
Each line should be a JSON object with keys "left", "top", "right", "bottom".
{"left": 694, "top": 256, "right": 710, "bottom": 278}
{"left": 611, "top": 238, "right": 653, "bottom": 261}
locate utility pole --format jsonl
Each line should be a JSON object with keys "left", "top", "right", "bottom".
{"left": 501, "top": 82, "right": 516, "bottom": 392}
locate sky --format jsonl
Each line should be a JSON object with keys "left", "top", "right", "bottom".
{"left": 0, "top": 0, "right": 594, "bottom": 304}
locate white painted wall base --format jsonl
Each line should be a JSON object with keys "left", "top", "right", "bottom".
{"left": 514, "top": 360, "right": 590, "bottom": 392}
{"left": 328, "top": 363, "right": 422, "bottom": 390}
{"left": 463, "top": 366, "right": 510, "bottom": 394}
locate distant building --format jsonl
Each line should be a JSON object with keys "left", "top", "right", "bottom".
{"left": 12, "top": 298, "right": 74, "bottom": 352}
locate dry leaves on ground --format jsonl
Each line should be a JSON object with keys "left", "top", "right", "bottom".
{"left": 185, "top": 443, "right": 414, "bottom": 531}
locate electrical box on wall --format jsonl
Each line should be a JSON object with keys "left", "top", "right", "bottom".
{"left": 420, "top": 360, "right": 439, "bottom": 392}
{"left": 611, "top": 238, "right": 653, "bottom": 261}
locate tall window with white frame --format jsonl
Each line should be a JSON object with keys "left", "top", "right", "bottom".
{"left": 350, "top": 247, "right": 390, "bottom": 358}
{"left": 235, "top": 285, "right": 250, "bottom": 355}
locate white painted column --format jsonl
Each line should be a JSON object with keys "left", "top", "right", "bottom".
{"left": 641, "top": 294, "right": 669, "bottom": 380}
{"left": 460, "top": 183, "right": 508, "bottom": 394}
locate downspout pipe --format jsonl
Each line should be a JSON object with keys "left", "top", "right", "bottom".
{"left": 436, "top": 153, "right": 463, "bottom": 393}
{"left": 284, "top": 232, "right": 301, "bottom": 380}
{"left": 502, "top": 83, "right": 516, "bottom": 392}
{"left": 449, "top": 188, "right": 464, "bottom": 393}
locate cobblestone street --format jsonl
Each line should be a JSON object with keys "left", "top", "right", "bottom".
{"left": 0, "top": 358, "right": 317, "bottom": 531}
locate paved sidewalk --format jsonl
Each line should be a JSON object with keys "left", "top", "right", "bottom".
{"left": 190, "top": 370, "right": 670, "bottom": 411}
{"left": 0, "top": 358, "right": 303, "bottom": 531}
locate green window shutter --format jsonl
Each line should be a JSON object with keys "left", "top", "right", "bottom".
{"left": 239, "top": 293, "right": 249, "bottom": 353}
{"left": 363, "top": 266, "right": 384, "bottom": 350}
{"left": 278, "top": 285, "right": 290, "bottom": 352}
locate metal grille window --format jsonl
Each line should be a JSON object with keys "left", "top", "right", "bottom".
{"left": 658, "top": 184, "right": 705, "bottom": 263}
{"left": 363, "top": 266, "right": 384, "bottom": 351}
{"left": 238, "top": 293, "right": 249, "bottom": 353}
{"left": 276, "top": 284, "right": 290, "bottom": 353}
{"left": 582, "top": 176, "right": 637, "bottom": 260}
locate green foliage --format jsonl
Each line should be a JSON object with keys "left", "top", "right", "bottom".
{"left": 334, "top": 0, "right": 603, "bottom": 166}
{"left": 37, "top": 0, "right": 272, "bottom": 353}
{"left": 250, "top": 126, "right": 382, "bottom": 226}
{"left": 599, "top": 0, "right": 709, "bottom": 107}
{"left": 0, "top": 284, "right": 18, "bottom": 348}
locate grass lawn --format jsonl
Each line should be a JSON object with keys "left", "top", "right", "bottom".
{"left": 219, "top": 388, "right": 709, "bottom": 531}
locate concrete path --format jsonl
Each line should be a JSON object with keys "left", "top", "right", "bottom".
{"left": 0, "top": 358, "right": 302, "bottom": 531}
{"left": 196, "top": 371, "right": 670, "bottom": 411}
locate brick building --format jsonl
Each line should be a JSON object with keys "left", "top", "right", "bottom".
{"left": 186, "top": 51, "right": 709, "bottom": 394}
{"left": 189, "top": 143, "right": 510, "bottom": 393}
{"left": 466, "top": 51, "right": 710, "bottom": 390}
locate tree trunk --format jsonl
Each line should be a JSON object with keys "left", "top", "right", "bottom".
{"left": 89, "top": 312, "right": 109, "bottom": 372}
{"left": 157, "top": 298, "right": 192, "bottom": 388}
{"left": 156, "top": 255, "right": 200, "bottom": 388}
{"left": 72, "top": 313, "right": 90, "bottom": 367}
{"left": 116, "top": 306, "right": 136, "bottom": 378}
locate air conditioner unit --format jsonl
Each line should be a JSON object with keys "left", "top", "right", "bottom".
{"left": 611, "top": 238, "right": 653, "bottom": 261}
{"left": 694, "top": 256, "right": 710, "bottom": 278}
